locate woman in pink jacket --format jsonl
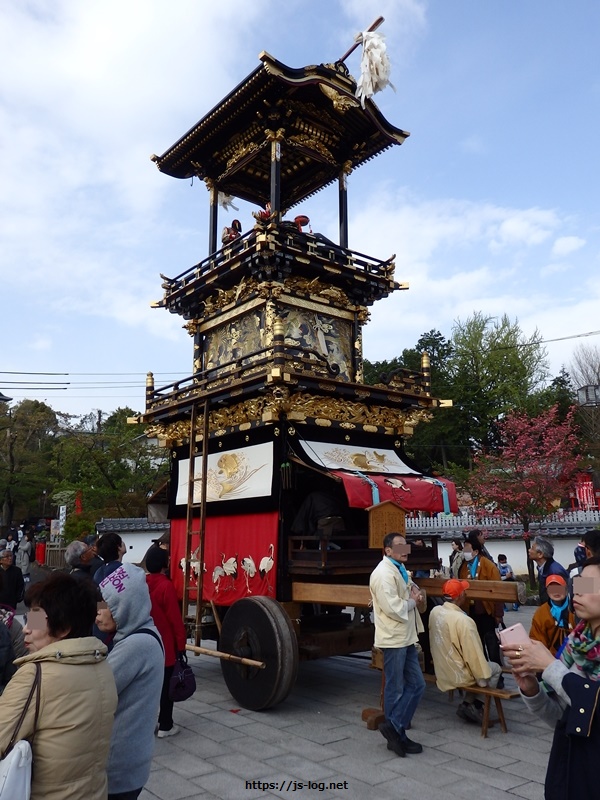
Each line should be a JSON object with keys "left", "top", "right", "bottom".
{"left": 145, "top": 546, "right": 188, "bottom": 737}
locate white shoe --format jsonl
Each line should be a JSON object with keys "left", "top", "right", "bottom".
{"left": 157, "top": 725, "right": 180, "bottom": 738}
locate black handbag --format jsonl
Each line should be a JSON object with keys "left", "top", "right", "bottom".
{"left": 169, "top": 652, "right": 196, "bottom": 702}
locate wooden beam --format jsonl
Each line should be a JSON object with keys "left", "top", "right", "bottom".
{"left": 416, "top": 577, "right": 519, "bottom": 603}
{"left": 292, "top": 577, "right": 519, "bottom": 605}
{"left": 292, "top": 582, "right": 370, "bottom": 606}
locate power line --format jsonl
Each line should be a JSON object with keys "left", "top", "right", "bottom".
{"left": 0, "top": 371, "right": 185, "bottom": 376}
{"left": 491, "top": 329, "right": 600, "bottom": 352}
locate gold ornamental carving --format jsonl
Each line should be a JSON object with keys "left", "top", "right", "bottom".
{"left": 264, "top": 127, "right": 286, "bottom": 142}
{"left": 183, "top": 321, "right": 200, "bottom": 337}
{"left": 226, "top": 140, "right": 260, "bottom": 170}
{"left": 319, "top": 84, "right": 359, "bottom": 114}
{"left": 284, "top": 393, "right": 432, "bottom": 431}
{"left": 284, "top": 276, "right": 350, "bottom": 308}
{"left": 288, "top": 134, "right": 335, "bottom": 164}
{"left": 145, "top": 389, "right": 294, "bottom": 442}
{"left": 202, "top": 279, "right": 261, "bottom": 315}
{"left": 284, "top": 99, "right": 343, "bottom": 137}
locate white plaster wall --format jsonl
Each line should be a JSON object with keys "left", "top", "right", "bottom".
{"left": 120, "top": 532, "right": 155, "bottom": 565}
{"left": 436, "top": 537, "right": 579, "bottom": 576}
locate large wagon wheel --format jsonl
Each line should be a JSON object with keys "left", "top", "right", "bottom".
{"left": 220, "top": 596, "right": 298, "bottom": 710}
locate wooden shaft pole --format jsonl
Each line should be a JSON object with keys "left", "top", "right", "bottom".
{"left": 185, "top": 643, "right": 266, "bottom": 669}
{"left": 338, "top": 16, "right": 384, "bottom": 63}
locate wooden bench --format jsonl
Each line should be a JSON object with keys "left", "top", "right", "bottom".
{"left": 366, "top": 645, "right": 520, "bottom": 738}
{"left": 454, "top": 683, "right": 521, "bottom": 738}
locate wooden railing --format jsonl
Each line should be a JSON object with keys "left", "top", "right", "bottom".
{"left": 405, "top": 509, "right": 600, "bottom": 534}
{"left": 44, "top": 542, "right": 67, "bottom": 569}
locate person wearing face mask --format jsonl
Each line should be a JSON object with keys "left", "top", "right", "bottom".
{"left": 458, "top": 539, "right": 504, "bottom": 676}
{"left": 529, "top": 575, "right": 575, "bottom": 656}
{"left": 467, "top": 530, "right": 495, "bottom": 563}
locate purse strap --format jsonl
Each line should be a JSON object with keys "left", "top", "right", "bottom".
{"left": 2, "top": 661, "right": 41, "bottom": 757}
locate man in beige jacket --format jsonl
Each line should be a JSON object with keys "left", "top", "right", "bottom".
{"left": 429, "top": 578, "right": 502, "bottom": 723}
{"left": 370, "top": 532, "right": 426, "bottom": 757}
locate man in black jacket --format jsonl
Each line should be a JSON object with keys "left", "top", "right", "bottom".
{"left": 0, "top": 548, "right": 24, "bottom": 610}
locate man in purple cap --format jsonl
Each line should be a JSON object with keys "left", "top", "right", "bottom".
{"left": 429, "top": 578, "right": 503, "bottom": 723}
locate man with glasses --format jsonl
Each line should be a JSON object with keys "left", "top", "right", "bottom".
{"left": 528, "top": 535, "right": 568, "bottom": 604}
{"left": 370, "top": 532, "right": 426, "bottom": 757}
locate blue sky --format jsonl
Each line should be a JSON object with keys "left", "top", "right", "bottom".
{"left": 1, "top": 0, "right": 599, "bottom": 416}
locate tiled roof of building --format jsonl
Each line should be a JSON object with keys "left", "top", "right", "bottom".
{"left": 96, "top": 518, "right": 169, "bottom": 534}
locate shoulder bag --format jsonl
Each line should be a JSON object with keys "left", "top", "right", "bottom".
{"left": 169, "top": 651, "right": 196, "bottom": 702}
{"left": 0, "top": 662, "right": 41, "bottom": 800}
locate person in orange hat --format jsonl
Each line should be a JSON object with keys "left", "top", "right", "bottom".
{"left": 529, "top": 574, "right": 575, "bottom": 656}
{"left": 429, "top": 578, "right": 503, "bottom": 724}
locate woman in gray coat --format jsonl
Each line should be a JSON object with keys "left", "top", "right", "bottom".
{"left": 16, "top": 531, "right": 34, "bottom": 584}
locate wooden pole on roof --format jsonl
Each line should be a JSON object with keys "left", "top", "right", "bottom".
{"left": 338, "top": 16, "right": 385, "bottom": 63}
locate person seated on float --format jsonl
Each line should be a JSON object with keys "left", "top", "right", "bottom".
{"left": 221, "top": 218, "right": 241, "bottom": 244}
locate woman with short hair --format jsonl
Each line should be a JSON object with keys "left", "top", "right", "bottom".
{"left": 0, "top": 573, "right": 117, "bottom": 800}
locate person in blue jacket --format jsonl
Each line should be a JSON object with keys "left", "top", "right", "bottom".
{"left": 96, "top": 562, "right": 164, "bottom": 800}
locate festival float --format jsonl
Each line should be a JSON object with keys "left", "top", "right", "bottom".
{"left": 140, "top": 20, "right": 457, "bottom": 709}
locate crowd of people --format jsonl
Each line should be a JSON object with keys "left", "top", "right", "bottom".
{"left": 2, "top": 522, "right": 600, "bottom": 798}
{"left": 369, "top": 526, "right": 600, "bottom": 799}
{"left": 0, "top": 530, "right": 183, "bottom": 800}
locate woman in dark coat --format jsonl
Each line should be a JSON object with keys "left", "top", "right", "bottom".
{"left": 145, "top": 546, "right": 188, "bottom": 738}
{"left": 504, "top": 556, "right": 600, "bottom": 799}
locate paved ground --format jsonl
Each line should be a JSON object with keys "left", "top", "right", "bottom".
{"left": 139, "top": 605, "right": 551, "bottom": 800}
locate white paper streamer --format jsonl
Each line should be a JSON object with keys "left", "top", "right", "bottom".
{"left": 354, "top": 30, "right": 395, "bottom": 107}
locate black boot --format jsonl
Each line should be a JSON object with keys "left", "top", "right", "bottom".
{"left": 399, "top": 731, "right": 423, "bottom": 754}
{"left": 378, "top": 721, "right": 406, "bottom": 757}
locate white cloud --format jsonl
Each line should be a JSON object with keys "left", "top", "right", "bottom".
{"left": 540, "top": 261, "right": 572, "bottom": 277}
{"left": 489, "top": 208, "right": 559, "bottom": 250}
{"left": 551, "top": 236, "right": 585, "bottom": 258}
{"left": 2, "top": 1, "right": 599, "bottom": 416}
{"left": 460, "top": 134, "right": 487, "bottom": 155}
{"left": 349, "top": 186, "right": 593, "bottom": 378}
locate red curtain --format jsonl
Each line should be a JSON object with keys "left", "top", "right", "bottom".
{"left": 332, "top": 471, "right": 459, "bottom": 514}
{"left": 170, "top": 512, "right": 279, "bottom": 605}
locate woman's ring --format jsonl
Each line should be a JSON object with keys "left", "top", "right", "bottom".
{"left": 515, "top": 651, "right": 521, "bottom": 659}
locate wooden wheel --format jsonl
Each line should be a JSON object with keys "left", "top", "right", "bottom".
{"left": 220, "top": 596, "right": 298, "bottom": 710}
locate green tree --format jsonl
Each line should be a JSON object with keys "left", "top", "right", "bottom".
{"left": 0, "top": 400, "right": 60, "bottom": 526}
{"left": 524, "top": 368, "right": 576, "bottom": 420}
{"left": 446, "top": 312, "right": 549, "bottom": 462}
{"left": 364, "top": 330, "right": 458, "bottom": 472}
{"left": 50, "top": 407, "right": 168, "bottom": 524}
{"left": 397, "top": 331, "right": 461, "bottom": 472}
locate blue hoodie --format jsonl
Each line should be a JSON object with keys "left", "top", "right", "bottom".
{"left": 100, "top": 563, "right": 164, "bottom": 795}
